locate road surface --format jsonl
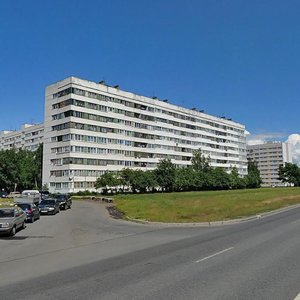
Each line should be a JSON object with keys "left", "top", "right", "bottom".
{"left": 0, "top": 200, "right": 299, "bottom": 299}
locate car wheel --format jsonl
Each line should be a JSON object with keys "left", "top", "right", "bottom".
{"left": 10, "top": 226, "right": 16, "bottom": 236}
{"left": 22, "top": 221, "right": 26, "bottom": 229}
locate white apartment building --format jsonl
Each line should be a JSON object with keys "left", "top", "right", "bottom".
{"left": 247, "top": 141, "right": 292, "bottom": 187}
{"left": 43, "top": 77, "right": 248, "bottom": 193}
{"left": 0, "top": 123, "right": 44, "bottom": 151}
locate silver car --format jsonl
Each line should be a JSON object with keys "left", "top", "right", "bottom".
{"left": 0, "top": 207, "right": 26, "bottom": 236}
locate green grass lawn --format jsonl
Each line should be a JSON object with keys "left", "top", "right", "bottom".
{"left": 0, "top": 198, "right": 14, "bottom": 207}
{"left": 114, "top": 187, "right": 300, "bottom": 223}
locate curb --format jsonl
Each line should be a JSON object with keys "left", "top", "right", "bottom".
{"left": 125, "top": 203, "right": 300, "bottom": 227}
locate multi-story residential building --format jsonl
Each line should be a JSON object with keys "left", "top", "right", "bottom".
{"left": 247, "top": 141, "right": 292, "bottom": 187}
{"left": 43, "top": 77, "right": 248, "bottom": 193}
{"left": 0, "top": 123, "right": 44, "bottom": 151}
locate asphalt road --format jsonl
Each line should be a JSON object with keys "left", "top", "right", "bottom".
{"left": 0, "top": 200, "right": 300, "bottom": 300}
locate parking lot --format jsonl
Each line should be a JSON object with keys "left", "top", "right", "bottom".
{"left": 0, "top": 199, "right": 198, "bottom": 289}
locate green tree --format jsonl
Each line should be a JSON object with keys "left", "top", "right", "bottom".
{"left": 155, "top": 158, "right": 176, "bottom": 192}
{"left": 191, "top": 149, "right": 211, "bottom": 172}
{"left": 229, "top": 167, "right": 246, "bottom": 189}
{"left": 245, "top": 160, "right": 262, "bottom": 188}
{"left": 33, "top": 144, "right": 43, "bottom": 188}
{"left": 120, "top": 168, "right": 137, "bottom": 193}
{"left": 210, "top": 167, "right": 230, "bottom": 190}
{"left": 95, "top": 171, "right": 120, "bottom": 193}
{"left": 17, "top": 149, "right": 36, "bottom": 190}
{"left": 175, "top": 167, "right": 196, "bottom": 191}
{"left": 130, "top": 170, "right": 157, "bottom": 193}
{"left": 0, "top": 149, "right": 18, "bottom": 191}
{"left": 278, "top": 163, "right": 300, "bottom": 186}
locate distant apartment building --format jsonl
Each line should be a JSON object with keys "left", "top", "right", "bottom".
{"left": 43, "top": 77, "right": 248, "bottom": 193}
{"left": 247, "top": 142, "right": 292, "bottom": 187}
{"left": 0, "top": 123, "right": 44, "bottom": 151}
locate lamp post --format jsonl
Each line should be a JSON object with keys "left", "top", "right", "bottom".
{"left": 69, "top": 171, "right": 75, "bottom": 193}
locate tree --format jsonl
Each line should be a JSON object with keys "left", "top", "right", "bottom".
{"left": 95, "top": 171, "right": 120, "bottom": 193}
{"left": 120, "top": 168, "right": 138, "bottom": 193}
{"left": 155, "top": 158, "right": 176, "bottom": 192}
{"left": 0, "top": 146, "right": 46, "bottom": 192}
{"left": 33, "top": 144, "right": 43, "bottom": 188}
{"left": 130, "top": 170, "right": 157, "bottom": 193}
{"left": 210, "top": 167, "right": 230, "bottom": 190}
{"left": 175, "top": 167, "right": 196, "bottom": 191}
{"left": 278, "top": 163, "right": 300, "bottom": 186}
{"left": 191, "top": 149, "right": 211, "bottom": 172}
{"left": 0, "top": 149, "right": 18, "bottom": 191}
{"left": 245, "top": 160, "right": 262, "bottom": 188}
{"left": 229, "top": 167, "right": 246, "bottom": 189}
{"left": 17, "top": 149, "right": 36, "bottom": 190}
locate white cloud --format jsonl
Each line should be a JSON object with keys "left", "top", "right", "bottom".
{"left": 286, "top": 134, "right": 300, "bottom": 166}
{"left": 247, "top": 139, "right": 265, "bottom": 146}
{"left": 246, "top": 132, "right": 287, "bottom": 145}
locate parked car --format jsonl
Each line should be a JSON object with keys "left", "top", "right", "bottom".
{"left": 53, "top": 194, "right": 72, "bottom": 210}
{"left": 8, "top": 192, "right": 21, "bottom": 198}
{"left": 39, "top": 199, "right": 60, "bottom": 215}
{"left": 0, "top": 207, "right": 26, "bottom": 236}
{"left": 22, "top": 190, "right": 40, "bottom": 197}
{"left": 15, "top": 196, "right": 40, "bottom": 207}
{"left": 0, "top": 191, "right": 8, "bottom": 198}
{"left": 16, "top": 202, "right": 40, "bottom": 223}
{"left": 40, "top": 191, "right": 50, "bottom": 200}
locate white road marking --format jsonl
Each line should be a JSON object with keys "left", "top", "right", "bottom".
{"left": 294, "top": 292, "right": 300, "bottom": 300}
{"left": 195, "top": 247, "right": 234, "bottom": 263}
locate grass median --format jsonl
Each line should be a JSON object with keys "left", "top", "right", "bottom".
{"left": 113, "top": 187, "right": 300, "bottom": 223}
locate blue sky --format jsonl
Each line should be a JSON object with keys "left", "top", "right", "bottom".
{"left": 0, "top": 0, "right": 299, "bottom": 139}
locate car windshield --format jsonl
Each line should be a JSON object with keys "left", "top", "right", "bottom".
{"left": 17, "top": 204, "right": 31, "bottom": 210}
{"left": 54, "top": 195, "right": 67, "bottom": 200}
{"left": 0, "top": 209, "right": 14, "bottom": 218}
{"left": 56, "top": 197, "right": 66, "bottom": 201}
{"left": 40, "top": 200, "right": 55, "bottom": 205}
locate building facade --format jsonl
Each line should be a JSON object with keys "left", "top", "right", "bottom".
{"left": 247, "top": 141, "right": 292, "bottom": 187}
{"left": 0, "top": 123, "right": 44, "bottom": 151}
{"left": 43, "top": 77, "right": 248, "bottom": 193}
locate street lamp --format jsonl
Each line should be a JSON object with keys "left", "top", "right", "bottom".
{"left": 69, "top": 171, "right": 75, "bottom": 193}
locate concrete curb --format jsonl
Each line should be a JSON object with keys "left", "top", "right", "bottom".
{"left": 125, "top": 203, "right": 300, "bottom": 227}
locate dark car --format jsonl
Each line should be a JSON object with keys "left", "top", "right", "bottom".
{"left": 53, "top": 194, "right": 72, "bottom": 210}
{"left": 40, "top": 191, "right": 50, "bottom": 200}
{"left": 0, "top": 191, "right": 8, "bottom": 198}
{"left": 16, "top": 202, "right": 40, "bottom": 223}
{"left": 39, "top": 199, "right": 60, "bottom": 215}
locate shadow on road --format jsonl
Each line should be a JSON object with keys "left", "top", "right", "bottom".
{"left": 0, "top": 235, "right": 54, "bottom": 240}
